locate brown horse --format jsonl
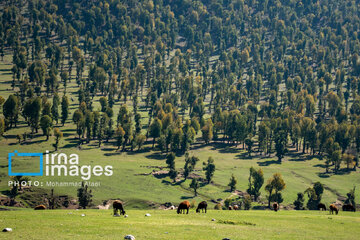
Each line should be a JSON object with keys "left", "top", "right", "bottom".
{"left": 233, "top": 205, "right": 239, "bottom": 210}
{"left": 318, "top": 203, "right": 326, "bottom": 211}
{"left": 177, "top": 200, "right": 190, "bottom": 214}
{"left": 196, "top": 201, "right": 207, "bottom": 213}
{"left": 113, "top": 200, "right": 126, "bottom": 215}
{"left": 34, "top": 205, "right": 46, "bottom": 210}
{"left": 228, "top": 206, "right": 233, "bottom": 210}
{"left": 273, "top": 202, "right": 279, "bottom": 212}
{"left": 342, "top": 204, "right": 356, "bottom": 212}
{"left": 329, "top": 204, "right": 339, "bottom": 215}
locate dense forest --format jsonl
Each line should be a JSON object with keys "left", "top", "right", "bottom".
{"left": 1, "top": 0, "right": 360, "bottom": 178}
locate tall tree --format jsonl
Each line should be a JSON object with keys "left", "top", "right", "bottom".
{"left": 247, "top": 167, "right": 264, "bottom": 201}
{"left": 265, "top": 173, "right": 286, "bottom": 207}
{"left": 228, "top": 174, "right": 237, "bottom": 192}
{"left": 3, "top": 95, "right": 19, "bottom": 128}
{"left": 61, "top": 95, "right": 69, "bottom": 126}
{"left": 203, "top": 157, "right": 216, "bottom": 184}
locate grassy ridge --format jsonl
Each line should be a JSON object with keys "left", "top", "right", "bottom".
{"left": 1, "top": 209, "right": 360, "bottom": 240}
{"left": 1, "top": 136, "right": 360, "bottom": 207}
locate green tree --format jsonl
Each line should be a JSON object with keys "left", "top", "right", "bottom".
{"left": 343, "top": 153, "right": 355, "bottom": 170}
{"left": 40, "top": 115, "right": 53, "bottom": 140}
{"left": 345, "top": 187, "right": 356, "bottom": 207}
{"left": 149, "top": 118, "right": 162, "bottom": 149}
{"left": 73, "top": 110, "right": 84, "bottom": 139}
{"left": 51, "top": 93, "right": 60, "bottom": 124}
{"left": 201, "top": 118, "right": 213, "bottom": 144}
{"left": 0, "top": 118, "right": 5, "bottom": 137}
{"left": 61, "top": 95, "right": 69, "bottom": 126}
{"left": 169, "top": 168, "right": 178, "bottom": 183}
{"left": 77, "top": 182, "right": 93, "bottom": 209}
{"left": 203, "top": 157, "right": 216, "bottom": 184}
{"left": 265, "top": 173, "right": 286, "bottom": 207}
{"left": 243, "top": 195, "right": 252, "bottom": 210}
{"left": 190, "top": 178, "right": 199, "bottom": 196}
{"left": 247, "top": 167, "right": 264, "bottom": 201}
{"left": 294, "top": 192, "right": 305, "bottom": 210}
{"left": 183, "top": 155, "right": 199, "bottom": 179}
{"left": 305, "top": 182, "right": 324, "bottom": 210}
{"left": 133, "top": 134, "right": 146, "bottom": 150}
{"left": 115, "top": 126, "right": 125, "bottom": 150}
{"left": 166, "top": 152, "right": 176, "bottom": 169}
{"left": 53, "top": 128, "right": 63, "bottom": 151}
{"left": 3, "top": 95, "right": 19, "bottom": 128}
{"left": 228, "top": 174, "right": 237, "bottom": 192}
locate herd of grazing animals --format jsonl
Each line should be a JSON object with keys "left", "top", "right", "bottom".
{"left": 32, "top": 200, "right": 356, "bottom": 216}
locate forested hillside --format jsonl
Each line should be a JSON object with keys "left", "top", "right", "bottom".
{"left": 1, "top": 0, "right": 360, "bottom": 208}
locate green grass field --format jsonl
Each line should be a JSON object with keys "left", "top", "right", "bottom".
{"left": 0, "top": 39, "right": 360, "bottom": 209}
{"left": 1, "top": 209, "right": 360, "bottom": 240}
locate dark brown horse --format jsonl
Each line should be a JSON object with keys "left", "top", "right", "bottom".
{"left": 34, "top": 205, "right": 46, "bottom": 210}
{"left": 273, "top": 202, "right": 279, "bottom": 212}
{"left": 318, "top": 203, "right": 326, "bottom": 211}
{"left": 329, "top": 204, "right": 339, "bottom": 215}
{"left": 196, "top": 201, "right": 207, "bottom": 213}
{"left": 177, "top": 200, "right": 190, "bottom": 214}
{"left": 113, "top": 200, "right": 126, "bottom": 215}
{"left": 342, "top": 204, "right": 356, "bottom": 212}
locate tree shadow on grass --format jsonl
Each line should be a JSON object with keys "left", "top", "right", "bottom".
{"left": 257, "top": 159, "right": 281, "bottom": 166}
{"left": 180, "top": 196, "right": 194, "bottom": 200}
{"left": 145, "top": 152, "right": 166, "bottom": 160}
{"left": 104, "top": 151, "right": 123, "bottom": 157}
{"left": 235, "top": 152, "right": 254, "bottom": 160}
{"left": 288, "top": 154, "right": 320, "bottom": 162}
{"left": 318, "top": 172, "right": 331, "bottom": 178}
{"left": 127, "top": 146, "right": 152, "bottom": 155}
{"left": 161, "top": 180, "right": 172, "bottom": 185}
{"left": 0, "top": 164, "right": 8, "bottom": 168}
{"left": 101, "top": 147, "right": 116, "bottom": 152}
{"left": 0, "top": 190, "right": 10, "bottom": 196}
{"left": 62, "top": 143, "right": 79, "bottom": 149}
{"left": 314, "top": 163, "right": 327, "bottom": 168}
{"left": 21, "top": 139, "right": 47, "bottom": 145}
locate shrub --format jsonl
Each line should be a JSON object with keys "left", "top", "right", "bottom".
{"left": 214, "top": 203, "right": 222, "bottom": 210}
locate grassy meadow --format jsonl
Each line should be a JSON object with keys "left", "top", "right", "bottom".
{"left": 1, "top": 209, "right": 360, "bottom": 240}
{"left": 0, "top": 49, "right": 360, "bottom": 208}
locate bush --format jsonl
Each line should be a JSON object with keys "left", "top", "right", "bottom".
{"left": 243, "top": 195, "right": 252, "bottom": 210}
{"left": 214, "top": 203, "right": 222, "bottom": 210}
{"left": 294, "top": 192, "right": 305, "bottom": 210}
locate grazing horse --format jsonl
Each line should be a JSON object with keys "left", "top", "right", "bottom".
{"left": 34, "top": 205, "right": 46, "bottom": 210}
{"left": 233, "top": 205, "right": 239, "bottom": 210}
{"left": 342, "top": 204, "right": 356, "bottom": 212}
{"left": 196, "top": 201, "right": 207, "bottom": 213}
{"left": 273, "top": 202, "right": 279, "bottom": 212}
{"left": 113, "top": 200, "right": 126, "bottom": 215}
{"left": 177, "top": 201, "right": 190, "bottom": 214}
{"left": 329, "top": 204, "right": 339, "bottom": 215}
{"left": 318, "top": 203, "right": 326, "bottom": 211}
